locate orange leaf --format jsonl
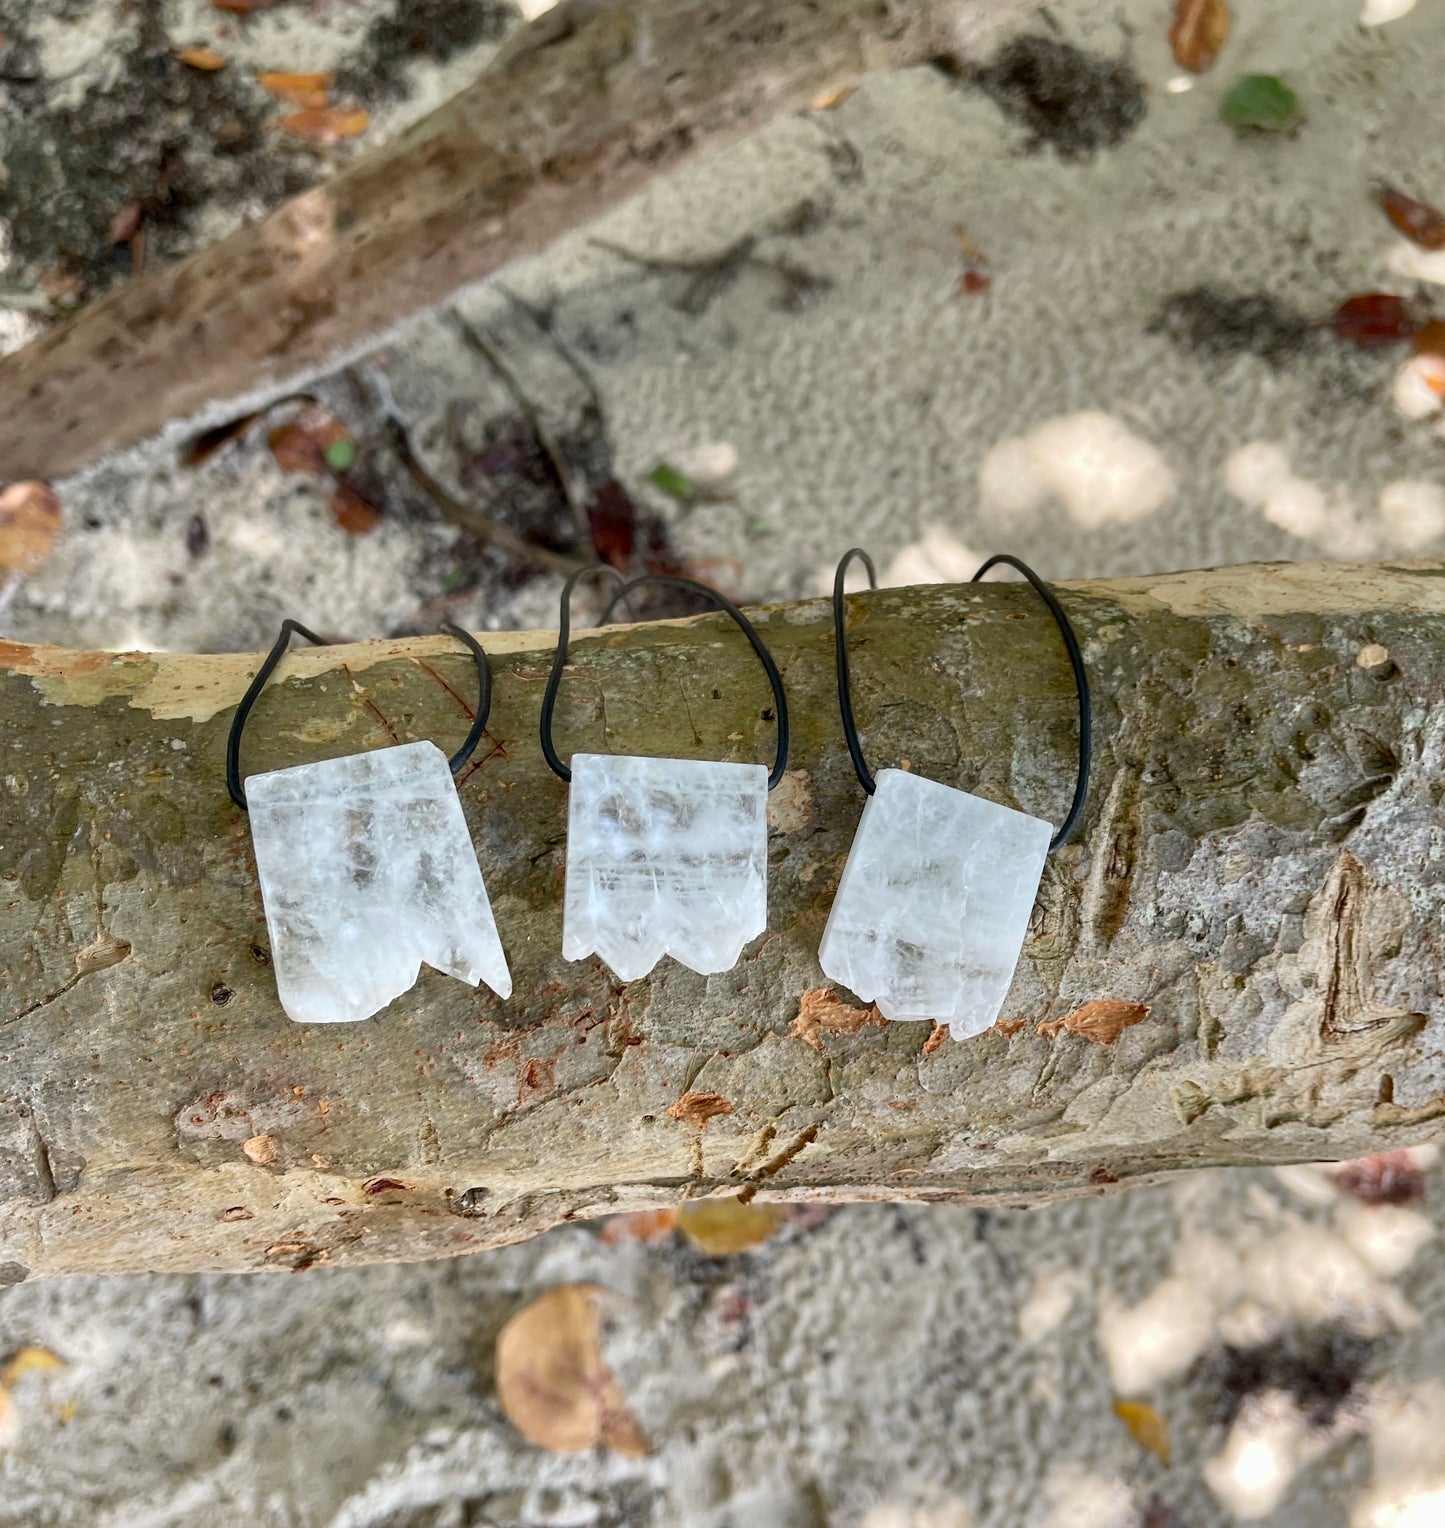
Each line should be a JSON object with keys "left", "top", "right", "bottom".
{"left": 178, "top": 46, "right": 226, "bottom": 70}
{"left": 599, "top": 1208, "right": 678, "bottom": 1245}
{"left": 0, "top": 1346, "right": 68, "bottom": 1389}
{"left": 327, "top": 481, "right": 381, "bottom": 535}
{"left": 278, "top": 106, "right": 369, "bottom": 143}
{"left": 1169, "top": 0, "right": 1231, "bottom": 72}
{"left": 267, "top": 404, "right": 350, "bottom": 476}
{"left": 1114, "top": 1399, "right": 1172, "bottom": 1465}
{"left": 0, "top": 482, "right": 63, "bottom": 576}
{"left": 1038, "top": 1000, "right": 1151, "bottom": 1045}
{"left": 1413, "top": 318, "right": 1445, "bottom": 362}
{"left": 495, "top": 1285, "right": 649, "bottom": 1457}
{"left": 257, "top": 71, "right": 332, "bottom": 109}
{"left": 809, "top": 86, "right": 857, "bottom": 111}
{"left": 1380, "top": 186, "right": 1445, "bottom": 252}
{"left": 210, "top": 0, "right": 277, "bottom": 12}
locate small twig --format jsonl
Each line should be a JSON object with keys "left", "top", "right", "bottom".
{"left": 446, "top": 309, "right": 592, "bottom": 539}
{"left": 360, "top": 361, "right": 586, "bottom": 577}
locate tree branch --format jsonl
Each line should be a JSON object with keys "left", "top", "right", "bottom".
{"left": 1, "top": 561, "right": 1443, "bottom": 1278}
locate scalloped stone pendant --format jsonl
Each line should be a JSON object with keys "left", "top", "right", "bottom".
{"left": 563, "top": 753, "right": 769, "bottom": 982}
{"left": 247, "top": 739, "right": 512, "bottom": 1024}
{"left": 819, "top": 768, "right": 1051, "bottom": 1040}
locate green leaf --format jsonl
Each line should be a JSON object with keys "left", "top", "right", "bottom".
{"left": 648, "top": 462, "right": 696, "bottom": 501}
{"left": 323, "top": 438, "right": 357, "bottom": 472}
{"left": 1221, "top": 74, "right": 1301, "bottom": 133}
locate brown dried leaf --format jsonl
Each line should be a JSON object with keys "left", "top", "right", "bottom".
{"left": 0, "top": 481, "right": 62, "bottom": 576}
{"left": 676, "top": 1196, "right": 787, "bottom": 1256}
{"left": 327, "top": 481, "right": 382, "bottom": 536}
{"left": 1414, "top": 318, "right": 1445, "bottom": 361}
{"left": 666, "top": 1091, "right": 734, "bottom": 1128}
{"left": 267, "top": 405, "right": 350, "bottom": 475}
{"left": 0, "top": 1346, "right": 67, "bottom": 1389}
{"left": 495, "top": 1285, "right": 649, "bottom": 1457}
{"left": 241, "top": 1133, "right": 276, "bottom": 1165}
{"left": 599, "top": 1208, "right": 678, "bottom": 1245}
{"left": 1169, "top": 0, "right": 1231, "bottom": 73}
{"left": 809, "top": 85, "right": 857, "bottom": 111}
{"left": 1038, "top": 999, "right": 1151, "bottom": 1044}
{"left": 1328, "top": 293, "right": 1419, "bottom": 348}
{"left": 278, "top": 105, "right": 369, "bottom": 143}
{"left": 1331, "top": 1151, "right": 1426, "bottom": 1206}
{"left": 787, "top": 987, "right": 882, "bottom": 1053}
{"left": 1114, "top": 1399, "right": 1171, "bottom": 1465}
{"left": 257, "top": 71, "right": 332, "bottom": 109}
{"left": 1380, "top": 186, "right": 1445, "bottom": 252}
{"left": 210, "top": 0, "right": 277, "bottom": 12}
{"left": 177, "top": 46, "right": 226, "bottom": 70}
{"left": 108, "top": 200, "right": 142, "bottom": 246}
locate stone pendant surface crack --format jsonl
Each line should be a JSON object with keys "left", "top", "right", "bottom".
{"left": 563, "top": 753, "right": 769, "bottom": 982}
{"left": 818, "top": 767, "right": 1050, "bottom": 1040}
{"left": 247, "top": 739, "right": 511, "bottom": 1024}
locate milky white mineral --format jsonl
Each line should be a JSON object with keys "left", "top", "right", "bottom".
{"left": 247, "top": 740, "right": 511, "bottom": 1024}
{"left": 819, "top": 767, "right": 1051, "bottom": 1040}
{"left": 563, "top": 753, "right": 768, "bottom": 982}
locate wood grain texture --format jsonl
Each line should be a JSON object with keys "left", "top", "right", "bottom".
{"left": 2, "top": 561, "right": 1444, "bottom": 1278}
{"left": 0, "top": 0, "right": 1001, "bottom": 482}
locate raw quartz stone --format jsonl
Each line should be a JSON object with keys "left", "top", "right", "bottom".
{"left": 246, "top": 740, "right": 511, "bottom": 1024}
{"left": 564, "top": 753, "right": 769, "bottom": 982}
{"left": 819, "top": 768, "right": 1051, "bottom": 1040}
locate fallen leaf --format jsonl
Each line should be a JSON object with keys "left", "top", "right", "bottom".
{"left": 1038, "top": 999, "right": 1150, "bottom": 1044}
{"left": 587, "top": 479, "right": 639, "bottom": 568}
{"left": 600, "top": 1208, "right": 678, "bottom": 1245}
{"left": 1221, "top": 74, "right": 1302, "bottom": 133}
{"left": 809, "top": 85, "right": 857, "bottom": 110}
{"left": 648, "top": 462, "right": 696, "bottom": 501}
{"left": 177, "top": 46, "right": 226, "bottom": 70}
{"left": 1114, "top": 1399, "right": 1172, "bottom": 1465}
{"left": 1331, "top": 1151, "right": 1426, "bottom": 1206}
{"left": 957, "top": 269, "right": 992, "bottom": 296}
{"left": 1414, "top": 318, "right": 1445, "bottom": 361}
{"left": 278, "top": 105, "right": 369, "bottom": 143}
{"left": 0, "top": 481, "right": 63, "bottom": 575}
{"left": 788, "top": 987, "right": 882, "bottom": 1053}
{"left": 268, "top": 405, "right": 352, "bottom": 475}
{"left": 362, "top": 1177, "right": 408, "bottom": 1195}
{"left": 676, "top": 1196, "right": 788, "bottom": 1255}
{"left": 327, "top": 481, "right": 382, "bottom": 535}
{"left": 1169, "top": 0, "right": 1231, "bottom": 73}
{"left": 108, "top": 200, "right": 142, "bottom": 246}
{"left": 666, "top": 1091, "right": 734, "bottom": 1128}
{"left": 210, "top": 0, "right": 278, "bottom": 12}
{"left": 241, "top": 1133, "right": 276, "bottom": 1165}
{"left": 495, "top": 1285, "right": 649, "bottom": 1456}
{"left": 257, "top": 71, "right": 332, "bottom": 109}
{"left": 0, "top": 1347, "right": 67, "bottom": 1389}
{"left": 1380, "top": 186, "right": 1445, "bottom": 252}
{"left": 1329, "top": 293, "right": 1420, "bottom": 347}
{"left": 184, "top": 410, "right": 262, "bottom": 466}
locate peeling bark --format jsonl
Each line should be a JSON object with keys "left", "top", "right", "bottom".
{"left": 2, "top": 561, "right": 1444, "bottom": 1278}
{"left": 0, "top": 0, "right": 1009, "bottom": 482}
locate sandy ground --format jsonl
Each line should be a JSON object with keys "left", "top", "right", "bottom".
{"left": 2, "top": 0, "right": 1445, "bottom": 1522}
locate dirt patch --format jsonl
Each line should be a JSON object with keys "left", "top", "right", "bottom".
{"left": 961, "top": 35, "right": 1146, "bottom": 158}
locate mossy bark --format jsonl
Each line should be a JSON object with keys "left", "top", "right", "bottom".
{"left": 2, "top": 561, "right": 1443, "bottom": 1278}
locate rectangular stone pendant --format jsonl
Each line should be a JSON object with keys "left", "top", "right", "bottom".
{"left": 563, "top": 753, "right": 769, "bottom": 982}
{"left": 819, "top": 767, "right": 1051, "bottom": 1040}
{"left": 247, "top": 739, "right": 512, "bottom": 1025}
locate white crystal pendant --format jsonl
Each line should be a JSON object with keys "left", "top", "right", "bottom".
{"left": 819, "top": 768, "right": 1051, "bottom": 1040}
{"left": 246, "top": 739, "right": 512, "bottom": 1024}
{"left": 563, "top": 753, "right": 769, "bottom": 982}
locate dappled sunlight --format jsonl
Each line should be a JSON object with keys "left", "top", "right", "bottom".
{"left": 1352, "top": 1386, "right": 1445, "bottom": 1528}
{"left": 1204, "top": 1391, "right": 1335, "bottom": 1521}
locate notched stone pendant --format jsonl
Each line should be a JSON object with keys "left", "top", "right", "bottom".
{"left": 247, "top": 739, "right": 512, "bottom": 1024}
{"left": 563, "top": 753, "right": 769, "bottom": 983}
{"left": 818, "top": 768, "right": 1051, "bottom": 1040}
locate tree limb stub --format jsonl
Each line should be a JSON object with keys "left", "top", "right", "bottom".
{"left": 2, "top": 561, "right": 1444, "bottom": 1279}
{"left": 0, "top": 0, "right": 993, "bottom": 483}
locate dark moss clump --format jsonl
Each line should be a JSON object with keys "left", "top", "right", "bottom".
{"left": 1149, "top": 287, "right": 1319, "bottom": 369}
{"left": 335, "top": 0, "right": 517, "bottom": 103}
{"left": 963, "top": 36, "right": 1146, "bottom": 158}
